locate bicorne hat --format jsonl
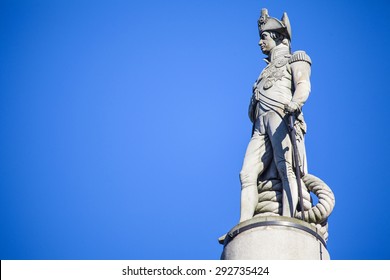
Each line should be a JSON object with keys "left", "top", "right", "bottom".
{"left": 258, "top": 8, "right": 292, "bottom": 40}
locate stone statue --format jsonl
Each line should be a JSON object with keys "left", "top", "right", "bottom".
{"left": 237, "top": 8, "right": 335, "bottom": 237}
{"left": 219, "top": 9, "right": 335, "bottom": 259}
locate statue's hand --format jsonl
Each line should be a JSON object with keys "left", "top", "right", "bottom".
{"left": 284, "top": 101, "right": 300, "bottom": 113}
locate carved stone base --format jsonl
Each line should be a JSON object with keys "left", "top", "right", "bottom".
{"left": 220, "top": 216, "right": 329, "bottom": 260}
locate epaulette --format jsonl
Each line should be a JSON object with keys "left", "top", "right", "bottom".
{"left": 289, "top": 51, "right": 311, "bottom": 65}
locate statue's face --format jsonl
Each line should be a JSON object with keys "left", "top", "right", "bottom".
{"left": 259, "top": 31, "right": 276, "bottom": 55}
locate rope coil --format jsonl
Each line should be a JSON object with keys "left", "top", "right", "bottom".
{"left": 254, "top": 173, "right": 335, "bottom": 240}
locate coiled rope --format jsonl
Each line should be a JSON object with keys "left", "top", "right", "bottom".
{"left": 254, "top": 174, "right": 335, "bottom": 240}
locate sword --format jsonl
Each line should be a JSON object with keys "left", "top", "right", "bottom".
{"left": 287, "top": 112, "right": 306, "bottom": 221}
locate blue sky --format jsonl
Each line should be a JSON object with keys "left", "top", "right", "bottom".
{"left": 1, "top": 0, "right": 389, "bottom": 260}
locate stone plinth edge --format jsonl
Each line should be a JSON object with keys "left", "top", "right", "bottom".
{"left": 221, "top": 216, "right": 329, "bottom": 260}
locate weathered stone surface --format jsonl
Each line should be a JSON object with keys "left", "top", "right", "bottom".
{"left": 220, "top": 8, "right": 335, "bottom": 260}
{"left": 237, "top": 7, "right": 334, "bottom": 234}
{"left": 221, "top": 216, "right": 329, "bottom": 260}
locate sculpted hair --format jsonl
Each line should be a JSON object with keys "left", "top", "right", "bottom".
{"left": 267, "top": 31, "right": 291, "bottom": 52}
{"left": 268, "top": 31, "right": 290, "bottom": 50}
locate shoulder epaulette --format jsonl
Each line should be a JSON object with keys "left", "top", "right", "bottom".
{"left": 289, "top": 51, "right": 311, "bottom": 65}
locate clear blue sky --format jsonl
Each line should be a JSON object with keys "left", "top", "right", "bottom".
{"left": 1, "top": 0, "right": 389, "bottom": 260}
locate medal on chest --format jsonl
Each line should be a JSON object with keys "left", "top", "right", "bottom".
{"left": 259, "top": 57, "right": 288, "bottom": 90}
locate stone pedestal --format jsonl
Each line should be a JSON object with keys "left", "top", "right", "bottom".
{"left": 221, "top": 216, "right": 329, "bottom": 260}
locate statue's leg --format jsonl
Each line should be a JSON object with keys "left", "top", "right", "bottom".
{"left": 266, "top": 113, "right": 298, "bottom": 217}
{"left": 239, "top": 132, "right": 272, "bottom": 222}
